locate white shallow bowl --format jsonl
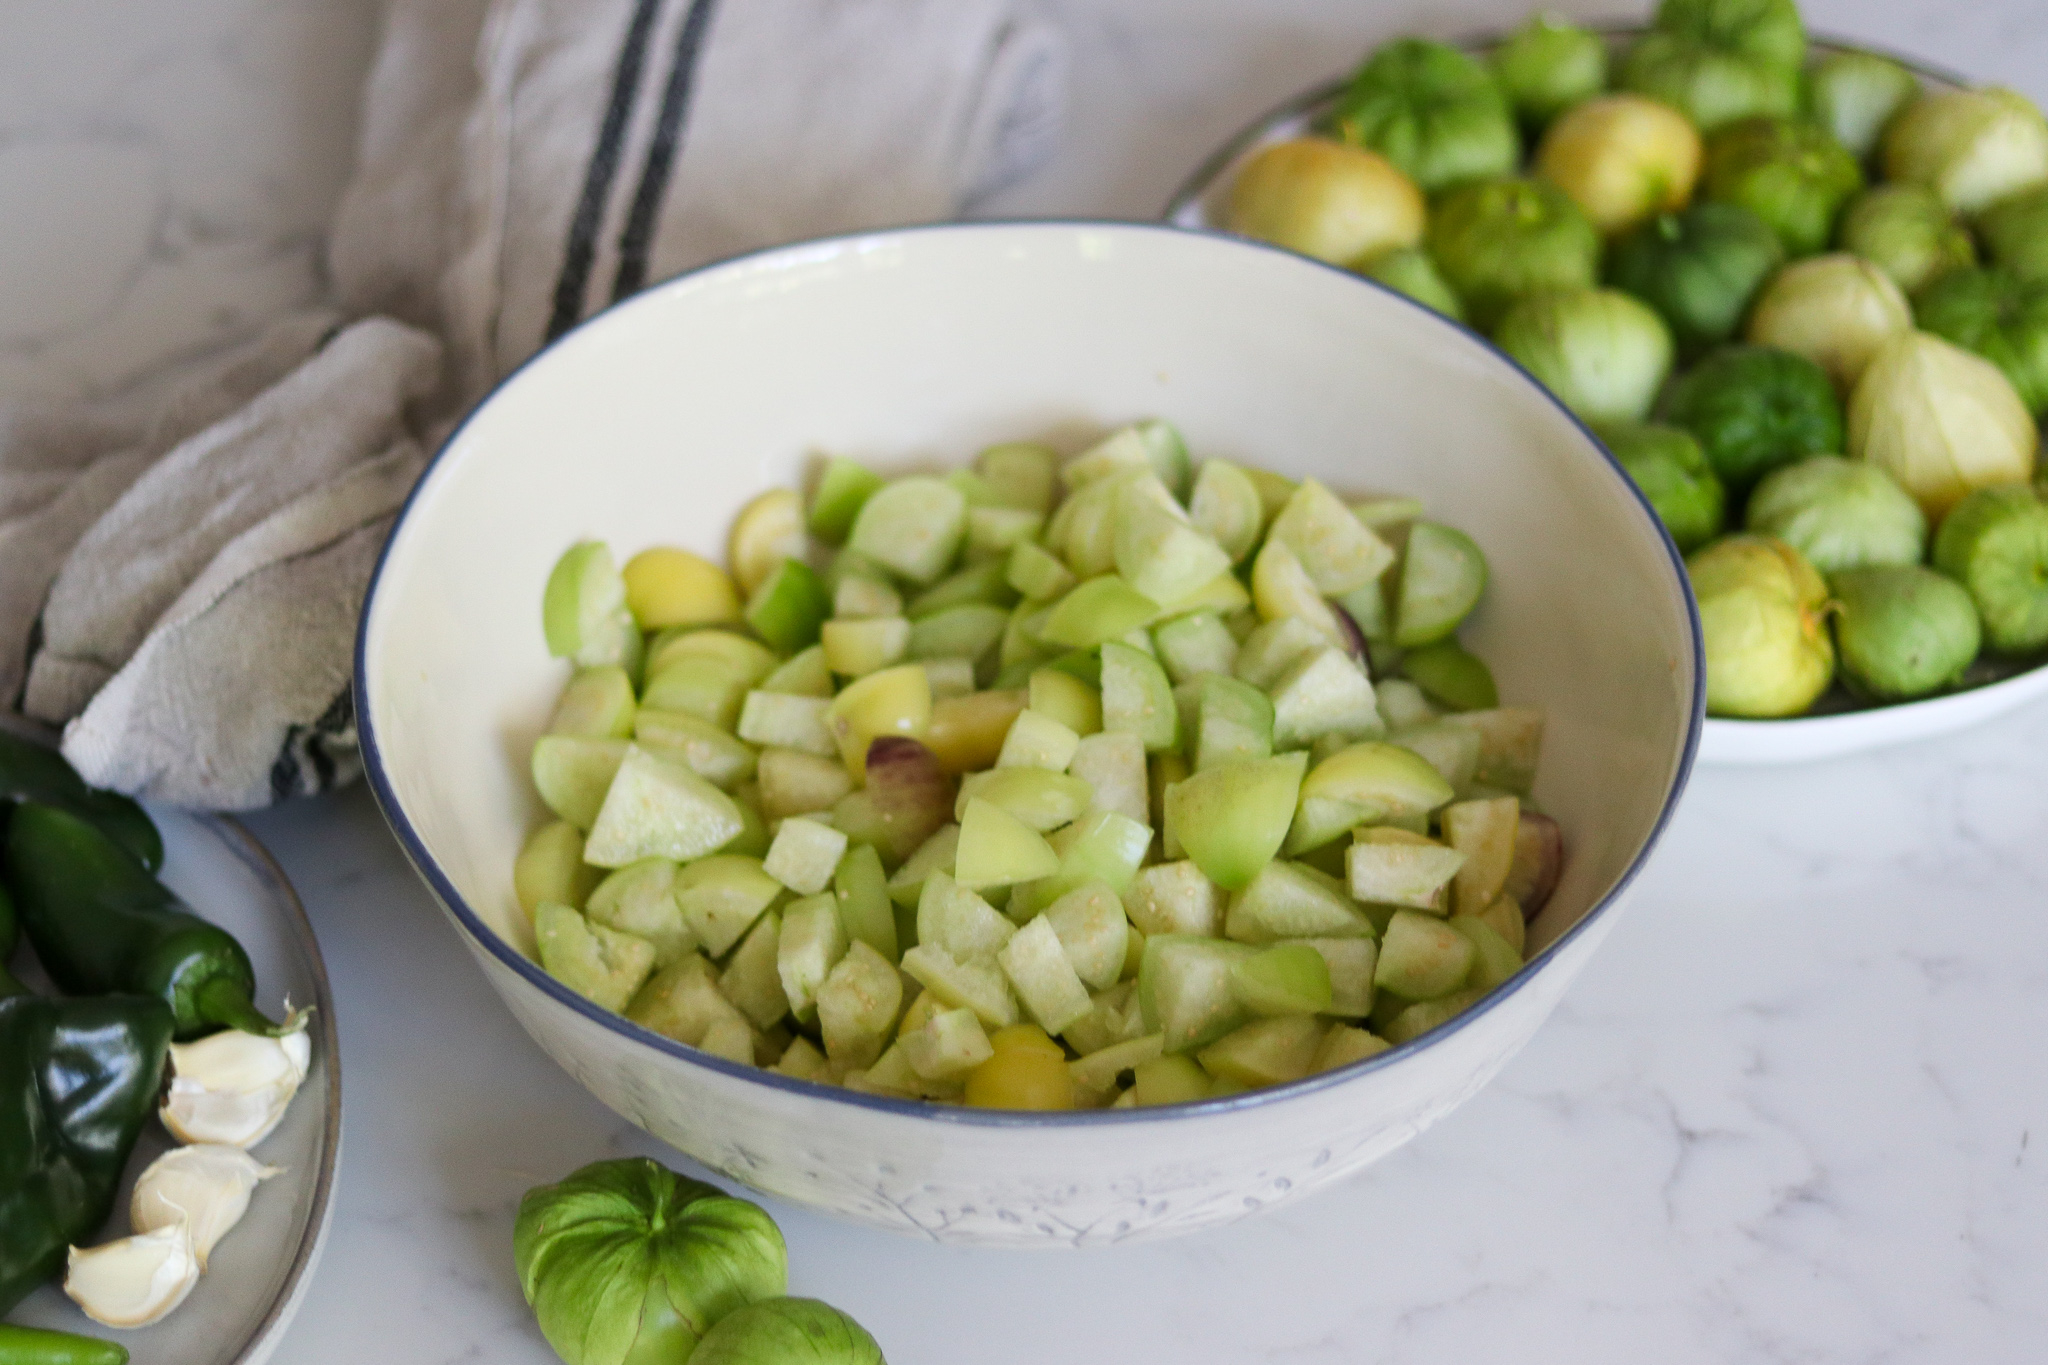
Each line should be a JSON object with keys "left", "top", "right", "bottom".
{"left": 358, "top": 221, "right": 1702, "bottom": 1247}
{"left": 1166, "top": 32, "right": 2048, "bottom": 766}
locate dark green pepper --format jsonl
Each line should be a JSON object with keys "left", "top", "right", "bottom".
{"left": 0, "top": 1324, "right": 129, "bottom": 1365}
{"left": 0, "top": 733, "right": 159, "bottom": 874}
{"left": 5, "top": 803, "right": 284, "bottom": 1039}
{"left": 0, "top": 885, "right": 175, "bottom": 1318}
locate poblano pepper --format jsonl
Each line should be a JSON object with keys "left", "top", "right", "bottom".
{"left": 4, "top": 803, "right": 286, "bottom": 1039}
{"left": 0, "top": 732, "right": 159, "bottom": 874}
{"left": 0, "top": 881, "right": 175, "bottom": 1319}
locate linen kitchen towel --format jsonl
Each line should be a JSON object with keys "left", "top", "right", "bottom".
{"left": 1, "top": 0, "right": 1066, "bottom": 808}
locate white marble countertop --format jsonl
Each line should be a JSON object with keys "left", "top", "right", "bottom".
{"left": 9, "top": 0, "right": 2048, "bottom": 1361}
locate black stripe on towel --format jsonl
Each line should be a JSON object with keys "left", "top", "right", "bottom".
{"left": 611, "top": 0, "right": 720, "bottom": 302}
{"left": 546, "top": 0, "right": 665, "bottom": 341}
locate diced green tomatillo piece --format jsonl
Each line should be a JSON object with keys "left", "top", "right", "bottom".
{"left": 997, "top": 607, "right": 1051, "bottom": 676}
{"left": 886, "top": 823, "right": 959, "bottom": 907}
{"left": 997, "top": 707, "right": 1081, "bottom": 771}
{"left": 1040, "top": 577, "right": 1162, "bottom": 650}
{"left": 1009, "top": 808, "right": 1153, "bottom": 918}
{"left": 1395, "top": 522, "right": 1488, "bottom": 647}
{"left": 535, "top": 902, "right": 656, "bottom": 1011}
{"left": 1027, "top": 669, "right": 1102, "bottom": 736}
{"left": 831, "top": 843, "right": 897, "bottom": 961}
{"left": 1382, "top": 987, "right": 1485, "bottom": 1044}
{"left": 1124, "top": 861, "right": 1223, "bottom": 937}
{"left": 1131, "top": 1053, "right": 1210, "bottom": 1105}
{"left": 825, "top": 662, "right": 932, "bottom": 778}
{"left": 998, "top": 916, "right": 1094, "bottom": 1035}
{"left": 1450, "top": 915, "right": 1522, "bottom": 990}
{"left": 955, "top": 767, "right": 1092, "bottom": 832}
{"left": 847, "top": 476, "right": 968, "bottom": 585}
{"left": 531, "top": 735, "right": 630, "bottom": 831}
{"left": 697, "top": 1015, "right": 758, "bottom": 1065}
{"left": 1269, "top": 647, "right": 1381, "bottom": 750}
{"left": 1114, "top": 479, "right": 1233, "bottom": 605}
{"left": 1251, "top": 537, "right": 1347, "bottom": 648}
{"left": 1375, "top": 678, "right": 1436, "bottom": 730}
{"left": 906, "top": 558, "right": 1016, "bottom": 619}
{"left": 725, "top": 784, "right": 771, "bottom": 858}
{"left": 817, "top": 940, "right": 906, "bottom": 1069}
{"left": 954, "top": 798, "right": 1061, "bottom": 889}
{"left": 548, "top": 665, "right": 638, "bottom": 738}
{"left": 1069, "top": 731, "right": 1149, "bottom": 827}
{"left": 645, "top": 625, "right": 780, "bottom": 685}
{"left": 1153, "top": 612, "right": 1240, "bottom": 684}
{"left": 641, "top": 655, "right": 757, "bottom": 732}
{"left": 947, "top": 467, "right": 1003, "bottom": 508}
{"left": 833, "top": 572, "right": 902, "bottom": 621}
{"left": 916, "top": 870, "right": 1017, "bottom": 963}
{"left": 1041, "top": 881, "right": 1130, "bottom": 990}
{"left": 1198, "top": 1016, "right": 1326, "bottom": 1086}
{"left": 626, "top": 952, "right": 750, "bottom": 1048}
{"left": 1374, "top": 909, "right": 1478, "bottom": 1000}
{"left": 1155, "top": 571, "right": 1253, "bottom": 620}
{"left": 1336, "top": 578, "right": 1391, "bottom": 644}
{"left": 1298, "top": 937, "right": 1378, "bottom": 1017}
{"left": 1269, "top": 478, "right": 1398, "bottom": 595}
{"left": 633, "top": 708, "right": 756, "bottom": 792}
{"left": 1231, "top": 943, "right": 1334, "bottom": 1016}
{"left": 1165, "top": 751, "right": 1309, "bottom": 891}
{"left": 672, "top": 854, "right": 783, "bottom": 957}
{"left": 717, "top": 911, "right": 789, "bottom": 1029}
{"left": 808, "top": 455, "right": 886, "bottom": 543}
{"left": 1188, "top": 459, "right": 1265, "bottom": 564}
{"left": 1006, "top": 539, "right": 1077, "bottom": 602}
{"left": 1389, "top": 722, "right": 1483, "bottom": 791}
{"left": 755, "top": 747, "right": 855, "bottom": 820}
{"left": 1041, "top": 648, "right": 1103, "bottom": 688}
{"left": 772, "top": 1036, "right": 830, "bottom": 1080}
{"left": 1437, "top": 707, "right": 1544, "bottom": 795}
{"left": 976, "top": 441, "right": 1061, "bottom": 514}
{"left": 1233, "top": 616, "right": 1328, "bottom": 690}
{"left": 515, "top": 820, "right": 603, "bottom": 918}
{"left": 1192, "top": 674, "right": 1275, "bottom": 772}
{"left": 585, "top": 856, "right": 693, "bottom": 965}
{"left": 821, "top": 616, "right": 910, "bottom": 677}
{"left": 757, "top": 644, "right": 833, "bottom": 697}
{"left": 1226, "top": 860, "right": 1374, "bottom": 942}
{"left": 543, "top": 541, "right": 628, "bottom": 663}
{"left": 908, "top": 603, "right": 1009, "bottom": 665}
{"left": 1100, "top": 639, "right": 1179, "bottom": 753}
{"left": 1313, "top": 1024, "right": 1392, "bottom": 1073}
{"left": 919, "top": 657, "right": 976, "bottom": 701}
{"left": 1065, "top": 981, "right": 1145, "bottom": 1056}
{"left": 735, "top": 691, "right": 832, "bottom": 760}
{"left": 763, "top": 816, "right": 850, "bottom": 895}
{"left": 1067, "top": 1033, "right": 1166, "bottom": 1098}
{"left": 967, "top": 506, "right": 1045, "bottom": 561}
{"left": 1401, "top": 640, "right": 1498, "bottom": 712}
{"left": 900, "top": 944, "right": 1018, "bottom": 1030}
{"left": 1138, "top": 934, "right": 1257, "bottom": 1054}
{"left": 1049, "top": 470, "right": 1146, "bottom": 578}
{"left": 1348, "top": 832, "right": 1465, "bottom": 910}
{"left": 744, "top": 559, "right": 830, "bottom": 654}
{"left": 1243, "top": 467, "right": 1298, "bottom": 521}
{"left": 1285, "top": 740, "right": 1453, "bottom": 856}
{"left": 1442, "top": 797, "right": 1519, "bottom": 915}
{"left": 902, "top": 1006, "right": 995, "bottom": 1082}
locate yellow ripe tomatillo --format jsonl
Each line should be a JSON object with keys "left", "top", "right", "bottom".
{"left": 1848, "top": 331, "right": 2040, "bottom": 521}
{"left": 1688, "top": 535, "right": 1836, "bottom": 718}
{"left": 1536, "top": 94, "right": 1702, "bottom": 236}
{"left": 1227, "top": 138, "right": 1426, "bottom": 269}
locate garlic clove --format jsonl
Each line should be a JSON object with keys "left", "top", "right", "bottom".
{"left": 65, "top": 1224, "right": 200, "bottom": 1328}
{"left": 159, "top": 1024, "right": 313, "bottom": 1148}
{"left": 130, "top": 1144, "right": 281, "bottom": 1271}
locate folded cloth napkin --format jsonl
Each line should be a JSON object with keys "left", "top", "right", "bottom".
{"left": 1, "top": 0, "right": 1065, "bottom": 809}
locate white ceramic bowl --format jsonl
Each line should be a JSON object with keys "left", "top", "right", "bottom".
{"left": 1165, "top": 32, "right": 2048, "bottom": 767}
{"left": 357, "top": 221, "right": 1702, "bottom": 1247}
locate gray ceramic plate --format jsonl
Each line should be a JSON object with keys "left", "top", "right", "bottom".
{"left": 8, "top": 806, "right": 341, "bottom": 1365}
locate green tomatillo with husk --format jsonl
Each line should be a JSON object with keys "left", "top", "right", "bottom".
{"left": 1606, "top": 202, "right": 1785, "bottom": 359}
{"left": 1932, "top": 484, "right": 2048, "bottom": 655}
{"left": 1494, "top": 287, "right": 1675, "bottom": 425}
{"left": 688, "top": 1298, "right": 886, "bottom": 1365}
{"left": 1598, "top": 421, "right": 1727, "bottom": 551}
{"left": 1977, "top": 185, "right": 2048, "bottom": 282}
{"left": 1535, "top": 93, "right": 1702, "bottom": 236}
{"left": 1847, "top": 330, "right": 2039, "bottom": 520}
{"left": 1617, "top": 0, "right": 1806, "bottom": 133}
{"left": 1226, "top": 139, "right": 1425, "bottom": 269}
{"left": 1882, "top": 87, "right": 2048, "bottom": 215}
{"left": 1744, "top": 455, "right": 1927, "bottom": 574}
{"left": 1361, "top": 246, "right": 1465, "bottom": 322}
{"left": 1828, "top": 564, "right": 1981, "bottom": 700}
{"left": 1491, "top": 12, "right": 1609, "bottom": 130}
{"left": 514, "top": 1158, "right": 788, "bottom": 1365}
{"left": 1328, "top": 39, "right": 1521, "bottom": 195}
{"left": 1689, "top": 534, "right": 1836, "bottom": 717}
{"left": 1426, "top": 176, "right": 1601, "bottom": 331}
{"left": 1703, "top": 116, "right": 1865, "bottom": 257}
{"left": 1746, "top": 253, "right": 1913, "bottom": 393}
{"left": 1912, "top": 266, "right": 2048, "bottom": 416}
{"left": 1834, "top": 184, "right": 1976, "bottom": 296}
{"left": 1661, "top": 343, "right": 1844, "bottom": 488}
{"left": 1805, "top": 49, "right": 1922, "bottom": 161}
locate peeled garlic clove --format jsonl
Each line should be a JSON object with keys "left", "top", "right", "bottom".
{"left": 65, "top": 1224, "right": 200, "bottom": 1328}
{"left": 130, "top": 1144, "right": 281, "bottom": 1271}
{"left": 159, "top": 1025, "right": 313, "bottom": 1148}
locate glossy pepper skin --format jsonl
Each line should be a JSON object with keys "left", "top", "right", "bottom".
{"left": 0, "top": 1323, "right": 130, "bottom": 1365}
{"left": 4, "top": 802, "right": 282, "bottom": 1039}
{"left": 0, "top": 883, "right": 175, "bottom": 1319}
{"left": 0, "top": 732, "right": 160, "bottom": 874}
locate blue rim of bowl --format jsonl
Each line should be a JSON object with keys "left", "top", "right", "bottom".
{"left": 354, "top": 218, "right": 1706, "bottom": 1129}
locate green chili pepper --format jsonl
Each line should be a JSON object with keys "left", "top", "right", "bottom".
{"left": 4, "top": 802, "right": 284, "bottom": 1039}
{"left": 0, "top": 732, "right": 159, "bottom": 873}
{"left": 0, "top": 1324, "right": 130, "bottom": 1365}
{"left": 0, "top": 885, "right": 175, "bottom": 1318}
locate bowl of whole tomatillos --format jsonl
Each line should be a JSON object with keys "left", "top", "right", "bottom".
{"left": 1171, "top": 0, "right": 2048, "bottom": 762}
